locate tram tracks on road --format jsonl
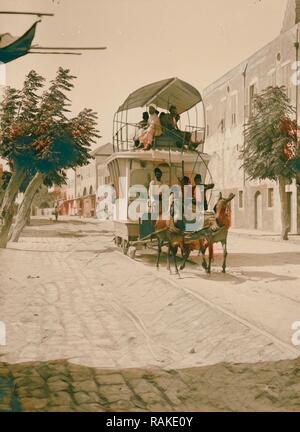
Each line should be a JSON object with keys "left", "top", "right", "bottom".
{"left": 121, "top": 249, "right": 300, "bottom": 360}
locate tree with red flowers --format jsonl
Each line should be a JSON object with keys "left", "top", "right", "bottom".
{"left": 241, "top": 86, "right": 299, "bottom": 240}
{"left": 0, "top": 68, "right": 99, "bottom": 247}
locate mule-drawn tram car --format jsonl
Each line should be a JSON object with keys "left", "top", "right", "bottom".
{"left": 106, "top": 77, "right": 211, "bottom": 256}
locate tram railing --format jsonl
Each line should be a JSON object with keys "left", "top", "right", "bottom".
{"left": 113, "top": 123, "right": 205, "bottom": 153}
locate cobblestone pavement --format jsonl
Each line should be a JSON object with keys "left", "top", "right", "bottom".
{"left": 0, "top": 357, "right": 300, "bottom": 412}
{"left": 0, "top": 219, "right": 300, "bottom": 411}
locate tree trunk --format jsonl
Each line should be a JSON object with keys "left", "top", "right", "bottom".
{"left": 0, "top": 206, "right": 14, "bottom": 248}
{"left": 0, "top": 169, "right": 26, "bottom": 219}
{"left": 0, "top": 169, "right": 27, "bottom": 249}
{"left": 10, "top": 172, "right": 44, "bottom": 243}
{"left": 26, "top": 212, "right": 31, "bottom": 226}
{"left": 278, "top": 175, "right": 289, "bottom": 240}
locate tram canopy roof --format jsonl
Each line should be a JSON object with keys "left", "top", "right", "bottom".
{"left": 117, "top": 77, "right": 202, "bottom": 114}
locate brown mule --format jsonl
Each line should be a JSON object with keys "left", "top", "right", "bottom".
{"left": 183, "top": 192, "right": 235, "bottom": 274}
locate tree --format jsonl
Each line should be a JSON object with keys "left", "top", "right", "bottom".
{"left": 241, "top": 86, "right": 299, "bottom": 240}
{"left": 9, "top": 170, "right": 67, "bottom": 242}
{"left": 0, "top": 68, "right": 99, "bottom": 247}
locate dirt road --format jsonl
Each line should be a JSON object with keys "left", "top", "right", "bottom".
{"left": 0, "top": 219, "right": 299, "bottom": 411}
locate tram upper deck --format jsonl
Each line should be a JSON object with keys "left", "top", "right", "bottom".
{"left": 113, "top": 77, "right": 206, "bottom": 154}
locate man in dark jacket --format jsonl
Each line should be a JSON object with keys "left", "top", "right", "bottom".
{"left": 193, "top": 174, "right": 214, "bottom": 211}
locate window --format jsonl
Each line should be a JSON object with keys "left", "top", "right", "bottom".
{"left": 232, "top": 113, "right": 237, "bottom": 126}
{"left": 220, "top": 118, "right": 225, "bottom": 133}
{"left": 220, "top": 99, "right": 226, "bottom": 133}
{"left": 281, "top": 62, "right": 292, "bottom": 100}
{"left": 268, "top": 69, "right": 276, "bottom": 87}
{"left": 231, "top": 94, "right": 237, "bottom": 126}
{"left": 238, "top": 190, "right": 244, "bottom": 209}
{"left": 268, "top": 188, "right": 274, "bottom": 208}
{"left": 206, "top": 124, "right": 210, "bottom": 137}
{"left": 249, "top": 84, "right": 256, "bottom": 118}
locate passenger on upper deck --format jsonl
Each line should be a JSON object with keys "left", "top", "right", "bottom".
{"left": 138, "top": 105, "right": 162, "bottom": 151}
{"left": 139, "top": 111, "right": 149, "bottom": 128}
{"left": 134, "top": 111, "right": 149, "bottom": 147}
{"left": 164, "top": 105, "right": 191, "bottom": 149}
{"left": 165, "top": 105, "right": 180, "bottom": 131}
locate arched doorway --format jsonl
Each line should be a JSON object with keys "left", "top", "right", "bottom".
{"left": 254, "top": 191, "right": 262, "bottom": 230}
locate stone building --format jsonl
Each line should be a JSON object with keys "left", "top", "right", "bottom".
{"left": 203, "top": 0, "right": 300, "bottom": 234}
{"left": 58, "top": 143, "right": 113, "bottom": 217}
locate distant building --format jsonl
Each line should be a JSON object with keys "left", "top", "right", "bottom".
{"left": 203, "top": 0, "right": 300, "bottom": 234}
{"left": 58, "top": 143, "right": 113, "bottom": 217}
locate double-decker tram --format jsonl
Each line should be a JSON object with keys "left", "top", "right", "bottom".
{"left": 105, "top": 77, "right": 211, "bottom": 256}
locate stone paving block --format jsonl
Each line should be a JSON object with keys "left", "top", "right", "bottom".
{"left": 30, "top": 388, "right": 48, "bottom": 399}
{"left": 99, "top": 384, "right": 134, "bottom": 403}
{"left": 105, "top": 399, "right": 135, "bottom": 411}
{"left": 47, "top": 406, "right": 73, "bottom": 412}
{"left": 71, "top": 380, "right": 98, "bottom": 393}
{"left": 73, "top": 391, "right": 100, "bottom": 405}
{"left": 68, "top": 367, "right": 94, "bottom": 382}
{"left": 21, "top": 398, "right": 48, "bottom": 411}
{"left": 95, "top": 373, "right": 126, "bottom": 386}
{"left": 146, "top": 401, "right": 173, "bottom": 411}
{"left": 138, "top": 391, "right": 168, "bottom": 406}
{"left": 47, "top": 380, "right": 70, "bottom": 392}
{"left": 15, "top": 388, "right": 30, "bottom": 398}
{"left": 128, "top": 378, "right": 164, "bottom": 402}
{"left": 76, "top": 403, "right": 105, "bottom": 412}
{"left": 23, "top": 376, "right": 45, "bottom": 390}
{"left": 49, "top": 391, "right": 73, "bottom": 406}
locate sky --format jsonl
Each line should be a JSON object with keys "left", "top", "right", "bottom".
{"left": 0, "top": 0, "right": 288, "bottom": 145}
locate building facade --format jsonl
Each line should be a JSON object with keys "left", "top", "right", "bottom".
{"left": 203, "top": 0, "right": 300, "bottom": 234}
{"left": 58, "top": 143, "right": 113, "bottom": 218}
